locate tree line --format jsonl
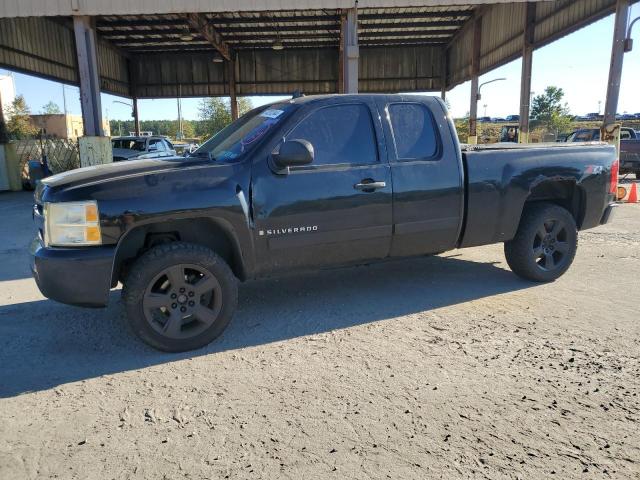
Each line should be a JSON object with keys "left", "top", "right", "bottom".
{"left": 110, "top": 97, "right": 253, "bottom": 140}
{"left": 2, "top": 96, "right": 254, "bottom": 141}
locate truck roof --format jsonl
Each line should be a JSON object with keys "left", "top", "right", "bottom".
{"left": 280, "top": 93, "right": 436, "bottom": 106}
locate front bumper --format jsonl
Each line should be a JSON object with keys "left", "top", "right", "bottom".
{"left": 600, "top": 203, "right": 617, "bottom": 225}
{"left": 29, "top": 236, "right": 116, "bottom": 307}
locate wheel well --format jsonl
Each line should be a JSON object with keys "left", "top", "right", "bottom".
{"left": 112, "top": 218, "right": 245, "bottom": 286}
{"left": 524, "top": 180, "right": 585, "bottom": 228}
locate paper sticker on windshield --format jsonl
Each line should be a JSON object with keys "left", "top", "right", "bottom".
{"left": 260, "top": 109, "right": 284, "bottom": 119}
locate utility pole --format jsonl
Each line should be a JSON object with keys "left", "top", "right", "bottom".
{"left": 176, "top": 85, "right": 183, "bottom": 140}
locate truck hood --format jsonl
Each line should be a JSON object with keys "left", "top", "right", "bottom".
{"left": 40, "top": 157, "right": 189, "bottom": 191}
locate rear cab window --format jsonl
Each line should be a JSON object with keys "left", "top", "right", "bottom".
{"left": 387, "top": 102, "right": 440, "bottom": 161}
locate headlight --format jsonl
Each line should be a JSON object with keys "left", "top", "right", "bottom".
{"left": 44, "top": 201, "right": 102, "bottom": 247}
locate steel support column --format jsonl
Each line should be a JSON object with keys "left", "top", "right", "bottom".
{"left": 0, "top": 84, "right": 8, "bottom": 143}
{"left": 228, "top": 56, "right": 238, "bottom": 121}
{"left": 519, "top": 2, "right": 536, "bottom": 143}
{"left": 341, "top": 8, "right": 359, "bottom": 94}
{"left": 468, "top": 17, "right": 482, "bottom": 145}
{"left": 73, "top": 16, "right": 104, "bottom": 137}
{"left": 604, "top": 0, "right": 630, "bottom": 125}
{"left": 132, "top": 98, "right": 140, "bottom": 136}
{"left": 440, "top": 49, "right": 447, "bottom": 100}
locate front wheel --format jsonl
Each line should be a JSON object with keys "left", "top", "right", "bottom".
{"left": 122, "top": 242, "right": 238, "bottom": 352}
{"left": 504, "top": 203, "right": 578, "bottom": 282}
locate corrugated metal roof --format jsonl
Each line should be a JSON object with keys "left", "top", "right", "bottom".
{"left": 0, "top": 1, "right": 536, "bottom": 18}
{"left": 0, "top": 17, "right": 77, "bottom": 84}
{"left": 0, "top": 1, "right": 632, "bottom": 99}
{"left": 447, "top": 0, "right": 627, "bottom": 89}
{"left": 95, "top": 7, "right": 473, "bottom": 53}
{"left": 131, "top": 44, "right": 443, "bottom": 97}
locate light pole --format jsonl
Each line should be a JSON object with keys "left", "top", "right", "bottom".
{"left": 624, "top": 15, "right": 640, "bottom": 52}
{"left": 469, "top": 77, "right": 506, "bottom": 144}
{"left": 113, "top": 100, "right": 135, "bottom": 135}
{"left": 476, "top": 77, "right": 507, "bottom": 102}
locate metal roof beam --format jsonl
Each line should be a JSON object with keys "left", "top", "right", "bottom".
{"left": 126, "top": 39, "right": 446, "bottom": 53}
{"left": 186, "top": 13, "right": 231, "bottom": 60}
{"left": 96, "top": 11, "right": 471, "bottom": 29}
{"left": 100, "top": 20, "right": 464, "bottom": 39}
{"left": 113, "top": 31, "right": 453, "bottom": 48}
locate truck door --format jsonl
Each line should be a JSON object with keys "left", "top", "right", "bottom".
{"left": 376, "top": 98, "right": 464, "bottom": 256}
{"left": 251, "top": 100, "right": 393, "bottom": 274}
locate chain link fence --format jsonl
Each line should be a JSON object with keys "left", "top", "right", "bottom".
{"left": 13, "top": 138, "right": 80, "bottom": 186}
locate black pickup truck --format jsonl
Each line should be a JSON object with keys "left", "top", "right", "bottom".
{"left": 30, "top": 95, "right": 618, "bottom": 351}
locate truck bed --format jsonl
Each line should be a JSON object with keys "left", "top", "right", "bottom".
{"left": 459, "top": 142, "right": 616, "bottom": 248}
{"left": 460, "top": 141, "right": 607, "bottom": 152}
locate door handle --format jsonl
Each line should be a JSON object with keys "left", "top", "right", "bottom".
{"left": 354, "top": 180, "right": 386, "bottom": 191}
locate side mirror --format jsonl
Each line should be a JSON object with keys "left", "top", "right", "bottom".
{"left": 272, "top": 139, "right": 314, "bottom": 171}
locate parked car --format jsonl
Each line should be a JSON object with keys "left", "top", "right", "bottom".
{"left": 492, "top": 117, "right": 506, "bottom": 123}
{"left": 478, "top": 116, "right": 493, "bottom": 123}
{"left": 111, "top": 136, "right": 177, "bottom": 161}
{"left": 505, "top": 115, "right": 520, "bottom": 122}
{"left": 31, "top": 94, "right": 618, "bottom": 351}
{"left": 565, "top": 127, "right": 636, "bottom": 142}
{"left": 565, "top": 127, "right": 640, "bottom": 178}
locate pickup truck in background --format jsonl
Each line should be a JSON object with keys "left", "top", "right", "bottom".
{"left": 111, "top": 136, "right": 177, "bottom": 162}
{"left": 31, "top": 95, "right": 618, "bottom": 351}
{"left": 566, "top": 127, "right": 640, "bottom": 178}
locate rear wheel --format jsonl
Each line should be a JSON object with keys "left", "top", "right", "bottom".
{"left": 504, "top": 203, "right": 577, "bottom": 282}
{"left": 122, "top": 242, "right": 237, "bottom": 352}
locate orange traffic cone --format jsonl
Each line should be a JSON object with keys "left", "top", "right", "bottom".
{"left": 628, "top": 182, "right": 638, "bottom": 203}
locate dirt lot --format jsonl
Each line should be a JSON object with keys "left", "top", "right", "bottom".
{"left": 1, "top": 190, "right": 639, "bottom": 479}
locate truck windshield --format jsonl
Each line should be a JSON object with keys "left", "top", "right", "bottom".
{"left": 193, "top": 103, "right": 293, "bottom": 162}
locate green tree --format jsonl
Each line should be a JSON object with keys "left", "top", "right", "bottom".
{"left": 237, "top": 97, "right": 253, "bottom": 116}
{"left": 531, "top": 86, "right": 573, "bottom": 136}
{"left": 5, "top": 95, "right": 37, "bottom": 139}
{"left": 41, "top": 101, "right": 62, "bottom": 114}
{"left": 181, "top": 120, "right": 195, "bottom": 139}
{"left": 197, "top": 97, "right": 253, "bottom": 138}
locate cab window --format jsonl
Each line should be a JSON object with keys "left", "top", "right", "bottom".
{"left": 286, "top": 104, "right": 378, "bottom": 166}
{"left": 387, "top": 103, "right": 438, "bottom": 160}
{"left": 149, "top": 139, "right": 164, "bottom": 151}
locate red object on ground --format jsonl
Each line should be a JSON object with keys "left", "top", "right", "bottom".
{"left": 627, "top": 182, "right": 638, "bottom": 203}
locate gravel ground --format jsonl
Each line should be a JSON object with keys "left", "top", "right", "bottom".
{"left": 0, "top": 190, "right": 639, "bottom": 479}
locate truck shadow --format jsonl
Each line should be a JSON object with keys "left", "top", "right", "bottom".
{"left": 0, "top": 254, "right": 534, "bottom": 398}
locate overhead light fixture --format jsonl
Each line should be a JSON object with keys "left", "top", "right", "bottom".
{"left": 272, "top": 39, "right": 284, "bottom": 51}
{"left": 212, "top": 52, "right": 224, "bottom": 63}
{"left": 180, "top": 27, "right": 194, "bottom": 42}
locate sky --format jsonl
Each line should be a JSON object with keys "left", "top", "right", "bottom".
{"left": 2, "top": 3, "right": 640, "bottom": 122}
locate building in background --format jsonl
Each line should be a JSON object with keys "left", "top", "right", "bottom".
{"left": 30, "top": 113, "right": 110, "bottom": 139}
{"left": 0, "top": 73, "right": 16, "bottom": 119}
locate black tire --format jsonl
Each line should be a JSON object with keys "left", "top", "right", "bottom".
{"left": 122, "top": 242, "right": 238, "bottom": 352}
{"left": 504, "top": 203, "right": 577, "bottom": 282}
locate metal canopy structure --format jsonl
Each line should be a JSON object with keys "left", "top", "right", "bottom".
{"left": 0, "top": 0, "right": 636, "bottom": 139}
